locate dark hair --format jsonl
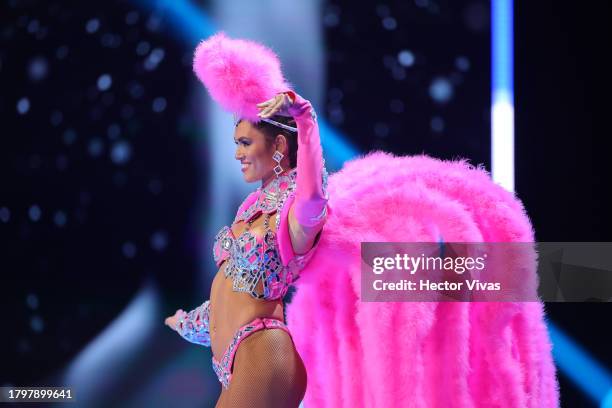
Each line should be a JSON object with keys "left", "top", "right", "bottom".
{"left": 253, "top": 115, "right": 298, "bottom": 168}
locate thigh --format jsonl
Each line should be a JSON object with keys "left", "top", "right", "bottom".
{"left": 221, "top": 328, "right": 307, "bottom": 408}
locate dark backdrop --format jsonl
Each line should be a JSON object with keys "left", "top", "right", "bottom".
{"left": 1, "top": 1, "right": 610, "bottom": 406}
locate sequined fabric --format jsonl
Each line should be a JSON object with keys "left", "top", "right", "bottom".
{"left": 234, "top": 169, "right": 298, "bottom": 226}
{"left": 212, "top": 317, "right": 291, "bottom": 389}
{"left": 212, "top": 167, "right": 327, "bottom": 300}
{"left": 177, "top": 300, "right": 211, "bottom": 347}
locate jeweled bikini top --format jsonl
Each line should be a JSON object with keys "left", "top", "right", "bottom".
{"left": 212, "top": 169, "right": 322, "bottom": 300}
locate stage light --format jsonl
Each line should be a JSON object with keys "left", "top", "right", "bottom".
{"left": 85, "top": 18, "right": 100, "bottom": 34}
{"left": 17, "top": 97, "right": 30, "bottom": 115}
{"left": 398, "top": 50, "right": 415, "bottom": 67}
{"left": 548, "top": 321, "right": 612, "bottom": 407}
{"left": 429, "top": 77, "right": 454, "bottom": 103}
{"left": 491, "top": 0, "right": 514, "bottom": 191}
{"left": 28, "top": 205, "right": 41, "bottom": 222}
{"left": 111, "top": 141, "right": 132, "bottom": 165}
{"left": 97, "top": 74, "right": 112, "bottom": 91}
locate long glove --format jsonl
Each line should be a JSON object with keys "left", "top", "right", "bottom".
{"left": 175, "top": 300, "right": 211, "bottom": 347}
{"left": 284, "top": 90, "right": 329, "bottom": 228}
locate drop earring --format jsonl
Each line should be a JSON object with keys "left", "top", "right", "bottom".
{"left": 272, "top": 150, "right": 284, "bottom": 177}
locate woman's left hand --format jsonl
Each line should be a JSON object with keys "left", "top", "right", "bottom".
{"left": 257, "top": 92, "right": 294, "bottom": 118}
{"left": 164, "top": 309, "right": 186, "bottom": 332}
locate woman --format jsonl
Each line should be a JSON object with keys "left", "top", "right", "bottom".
{"left": 164, "top": 33, "right": 560, "bottom": 408}
{"left": 164, "top": 33, "right": 328, "bottom": 407}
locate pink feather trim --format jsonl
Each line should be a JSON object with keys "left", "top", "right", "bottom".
{"left": 192, "top": 32, "right": 291, "bottom": 122}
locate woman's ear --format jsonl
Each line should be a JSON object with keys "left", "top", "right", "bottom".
{"left": 275, "top": 134, "right": 288, "bottom": 155}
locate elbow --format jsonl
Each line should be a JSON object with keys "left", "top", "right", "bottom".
{"left": 294, "top": 198, "right": 328, "bottom": 229}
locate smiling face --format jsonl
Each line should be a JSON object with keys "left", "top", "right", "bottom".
{"left": 234, "top": 120, "right": 284, "bottom": 183}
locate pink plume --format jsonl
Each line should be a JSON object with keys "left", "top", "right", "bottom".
{"left": 192, "top": 32, "right": 291, "bottom": 122}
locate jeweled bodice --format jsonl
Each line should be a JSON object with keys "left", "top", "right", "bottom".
{"left": 213, "top": 170, "right": 297, "bottom": 300}
{"left": 213, "top": 221, "right": 290, "bottom": 300}
{"left": 212, "top": 166, "right": 327, "bottom": 300}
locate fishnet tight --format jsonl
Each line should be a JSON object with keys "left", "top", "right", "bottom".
{"left": 215, "top": 328, "right": 307, "bottom": 407}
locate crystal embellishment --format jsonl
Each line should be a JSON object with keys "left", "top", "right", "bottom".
{"left": 222, "top": 237, "right": 232, "bottom": 250}
{"left": 211, "top": 165, "right": 327, "bottom": 300}
{"left": 272, "top": 150, "right": 284, "bottom": 163}
{"left": 177, "top": 300, "right": 211, "bottom": 347}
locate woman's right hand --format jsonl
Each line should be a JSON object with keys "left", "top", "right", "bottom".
{"left": 164, "top": 309, "right": 186, "bottom": 332}
{"left": 256, "top": 92, "right": 294, "bottom": 118}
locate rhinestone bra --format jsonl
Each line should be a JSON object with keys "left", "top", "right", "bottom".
{"left": 212, "top": 168, "right": 327, "bottom": 300}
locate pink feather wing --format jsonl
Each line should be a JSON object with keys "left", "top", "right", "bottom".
{"left": 287, "top": 152, "right": 559, "bottom": 407}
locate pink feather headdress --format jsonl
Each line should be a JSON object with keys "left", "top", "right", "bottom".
{"left": 192, "top": 32, "right": 292, "bottom": 123}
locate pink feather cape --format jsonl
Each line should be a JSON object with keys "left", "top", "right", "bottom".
{"left": 287, "top": 151, "right": 559, "bottom": 407}
{"left": 192, "top": 32, "right": 291, "bottom": 122}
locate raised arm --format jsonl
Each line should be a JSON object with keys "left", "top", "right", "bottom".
{"left": 285, "top": 91, "right": 328, "bottom": 254}
{"left": 286, "top": 91, "right": 328, "bottom": 216}
{"left": 258, "top": 91, "right": 329, "bottom": 255}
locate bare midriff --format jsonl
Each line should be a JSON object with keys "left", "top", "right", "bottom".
{"left": 209, "top": 210, "right": 285, "bottom": 361}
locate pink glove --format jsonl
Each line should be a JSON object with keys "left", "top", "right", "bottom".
{"left": 284, "top": 90, "right": 328, "bottom": 228}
